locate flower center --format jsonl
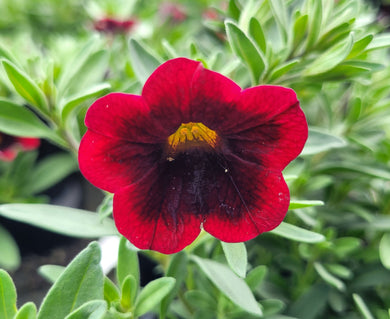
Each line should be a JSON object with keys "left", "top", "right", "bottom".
{"left": 166, "top": 122, "right": 218, "bottom": 159}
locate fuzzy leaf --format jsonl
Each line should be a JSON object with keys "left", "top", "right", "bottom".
{"left": 134, "top": 277, "right": 176, "bottom": 317}
{"left": 0, "top": 270, "right": 17, "bottom": 319}
{"left": 221, "top": 242, "right": 247, "bottom": 278}
{"left": 270, "top": 222, "right": 325, "bottom": 243}
{"left": 225, "top": 20, "right": 266, "bottom": 84}
{"left": 65, "top": 300, "right": 107, "bottom": 319}
{"left": 1, "top": 60, "right": 48, "bottom": 110}
{"left": 192, "top": 256, "right": 262, "bottom": 316}
{"left": 37, "top": 242, "right": 103, "bottom": 319}
{"left": 116, "top": 236, "right": 139, "bottom": 288}
{"left": 129, "top": 39, "right": 162, "bottom": 84}
{"left": 301, "top": 128, "right": 346, "bottom": 155}
{"left": 38, "top": 265, "right": 65, "bottom": 284}
{"left": 249, "top": 18, "right": 266, "bottom": 53}
{"left": 0, "top": 224, "right": 20, "bottom": 271}
{"left": 0, "top": 204, "right": 117, "bottom": 238}
{"left": 14, "top": 302, "right": 37, "bottom": 319}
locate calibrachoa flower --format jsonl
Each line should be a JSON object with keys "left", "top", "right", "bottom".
{"left": 78, "top": 58, "right": 308, "bottom": 254}
{"left": 93, "top": 17, "right": 136, "bottom": 34}
{"left": 0, "top": 133, "right": 40, "bottom": 162}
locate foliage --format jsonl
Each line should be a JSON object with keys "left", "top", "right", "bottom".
{"left": 0, "top": 0, "right": 390, "bottom": 318}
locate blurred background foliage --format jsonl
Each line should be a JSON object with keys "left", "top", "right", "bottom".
{"left": 1, "top": 0, "right": 390, "bottom": 318}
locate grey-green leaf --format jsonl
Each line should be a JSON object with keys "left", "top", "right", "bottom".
{"left": 353, "top": 294, "right": 375, "bottom": 319}
{"left": 221, "top": 242, "right": 247, "bottom": 278}
{"left": 270, "top": 222, "right": 325, "bottom": 243}
{"left": 192, "top": 256, "right": 262, "bottom": 316}
{"left": 37, "top": 242, "right": 104, "bottom": 319}
{"left": 0, "top": 270, "right": 17, "bottom": 319}
{"left": 64, "top": 300, "right": 107, "bottom": 319}
{"left": 129, "top": 39, "right": 162, "bottom": 84}
{"left": 0, "top": 224, "right": 20, "bottom": 271}
{"left": 314, "top": 262, "right": 346, "bottom": 291}
{"left": 38, "top": 265, "right": 65, "bottom": 284}
{"left": 117, "top": 236, "right": 139, "bottom": 288}
{"left": 0, "top": 204, "right": 117, "bottom": 238}
{"left": 1, "top": 60, "right": 48, "bottom": 110}
{"left": 301, "top": 128, "right": 346, "bottom": 156}
{"left": 134, "top": 277, "right": 176, "bottom": 317}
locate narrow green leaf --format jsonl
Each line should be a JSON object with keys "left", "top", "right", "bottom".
{"left": 192, "top": 256, "right": 262, "bottom": 316}
{"left": 221, "top": 242, "right": 247, "bottom": 278}
{"left": 245, "top": 265, "right": 267, "bottom": 291}
{"left": 301, "top": 128, "right": 346, "bottom": 156}
{"left": 365, "top": 34, "right": 390, "bottom": 51}
{"left": 288, "top": 200, "right": 324, "bottom": 210}
{"left": 37, "top": 242, "right": 104, "bottom": 319}
{"left": 116, "top": 236, "right": 139, "bottom": 288}
{"left": 314, "top": 262, "right": 345, "bottom": 291}
{"left": 0, "top": 224, "right": 20, "bottom": 271}
{"left": 14, "top": 302, "right": 37, "bottom": 319}
{"left": 270, "top": 222, "right": 325, "bottom": 243}
{"left": 304, "top": 34, "right": 353, "bottom": 76}
{"left": 1, "top": 60, "right": 48, "bottom": 110}
{"left": 347, "top": 34, "right": 374, "bottom": 59}
{"left": 269, "top": 0, "right": 288, "bottom": 44}
{"left": 228, "top": 0, "right": 241, "bottom": 21}
{"left": 60, "top": 83, "right": 111, "bottom": 121}
{"left": 0, "top": 270, "right": 17, "bottom": 319}
{"left": 0, "top": 98, "right": 52, "bottom": 138}
{"left": 160, "top": 252, "right": 188, "bottom": 319}
{"left": 268, "top": 59, "right": 300, "bottom": 83}
{"left": 38, "top": 265, "right": 65, "bottom": 284}
{"left": 0, "top": 204, "right": 117, "bottom": 238}
{"left": 292, "top": 13, "right": 308, "bottom": 50}
{"left": 305, "top": 0, "right": 322, "bottom": 50}
{"left": 134, "top": 278, "right": 176, "bottom": 317}
{"left": 379, "top": 233, "right": 390, "bottom": 269}
{"left": 103, "top": 277, "right": 120, "bottom": 303}
{"left": 353, "top": 294, "right": 374, "bottom": 319}
{"left": 225, "top": 20, "right": 266, "bottom": 84}
{"left": 315, "top": 163, "right": 390, "bottom": 180}
{"left": 129, "top": 39, "right": 162, "bottom": 84}
{"left": 120, "top": 275, "right": 137, "bottom": 311}
{"left": 65, "top": 300, "right": 107, "bottom": 319}
{"left": 249, "top": 18, "right": 266, "bottom": 53}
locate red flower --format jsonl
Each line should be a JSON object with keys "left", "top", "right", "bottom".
{"left": 0, "top": 133, "right": 40, "bottom": 162}
{"left": 93, "top": 17, "right": 136, "bottom": 34}
{"left": 78, "top": 58, "right": 308, "bottom": 254}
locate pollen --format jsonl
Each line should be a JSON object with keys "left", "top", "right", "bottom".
{"left": 167, "top": 122, "right": 218, "bottom": 156}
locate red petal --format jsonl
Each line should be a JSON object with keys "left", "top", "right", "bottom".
{"left": 142, "top": 58, "right": 202, "bottom": 134}
{"left": 85, "top": 93, "right": 160, "bottom": 143}
{"left": 203, "top": 157, "right": 290, "bottom": 242}
{"left": 0, "top": 149, "right": 17, "bottom": 161}
{"left": 189, "top": 65, "right": 241, "bottom": 130}
{"left": 17, "top": 137, "right": 40, "bottom": 150}
{"left": 227, "top": 103, "right": 308, "bottom": 170}
{"left": 78, "top": 130, "right": 160, "bottom": 193}
{"left": 113, "top": 168, "right": 202, "bottom": 254}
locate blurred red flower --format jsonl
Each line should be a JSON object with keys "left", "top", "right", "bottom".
{"left": 78, "top": 58, "right": 308, "bottom": 254}
{"left": 0, "top": 133, "right": 40, "bottom": 162}
{"left": 93, "top": 17, "right": 136, "bottom": 34}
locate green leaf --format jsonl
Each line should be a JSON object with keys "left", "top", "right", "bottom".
{"left": 225, "top": 20, "right": 266, "bottom": 84}
{"left": 129, "top": 39, "right": 162, "bottom": 84}
{"left": 270, "top": 222, "right": 325, "bottom": 243}
{"left": 301, "top": 128, "right": 346, "bottom": 156}
{"left": 0, "top": 98, "right": 53, "bottom": 138}
{"left": 65, "top": 300, "right": 107, "bottom": 319}
{"left": 221, "top": 242, "right": 247, "bottom": 278}
{"left": 0, "top": 224, "right": 20, "bottom": 271}
{"left": 37, "top": 242, "right": 104, "bottom": 319}
{"left": 249, "top": 18, "right": 266, "bottom": 53}
{"left": 379, "top": 233, "right": 390, "bottom": 269}
{"left": 315, "top": 163, "right": 390, "bottom": 180}
{"left": 245, "top": 265, "right": 267, "bottom": 291}
{"left": 269, "top": 0, "right": 288, "bottom": 44}
{"left": 160, "top": 252, "right": 188, "bottom": 319}
{"left": 116, "top": 236, "right": 139, "bottom": 288}
{"left": 268, "top": 59, "right": 300, "bottom": 83}
{"left": 288, "top": 200, "right": 324, "bottom": 210}
{"left": 120, "top": 275, "right": 137, "bottom": 311}
{"left": 353, "top": 294, "right": 374, "bottom": 319}
{"left": 292, "top": 13, "right": 308, "bottom": 51}
{"left": 103, "top": 277, "right": 120, "bottom": 303}
{"left": 134, "top": 277, "right": 176, "bottom": 317}
{"left": 1, "top": 60, "right": 48, "bottom": 110}
{"left": 228, "top": 0, "right": 241, "bottom": 21}
{"left": 0, "top": 204, "right": 117, "bottom": 238}
{"left": 38, "top": 265, "right": 65, "bottom": 284}
{"left": 305, "top": 0, "right": 322, "bottom": 50}
{"left": 314, "top": 262, "right": 345, "bottom": 291}
{"left": 347, "top": 34, "right": 374, "bottom": 59}
{"left": 0, "top": 269, "right": 17, "bottom": 319}
{"left": 14, "top": 302, "right": 37, "bottom": 319}
{"left": 192, "top": 256, "right": 262, "bottom": 317}
{"left": 365, "top": 34, "right": 390, "bottom": 51}
{"left": 304, "top": 34, "right": 353, "bottom": 76}
{"left": 25, "top": 153, "right": 77, "bottom": 194}
{"left": 60, "top": 83, "right": 111, "bottom": 121}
